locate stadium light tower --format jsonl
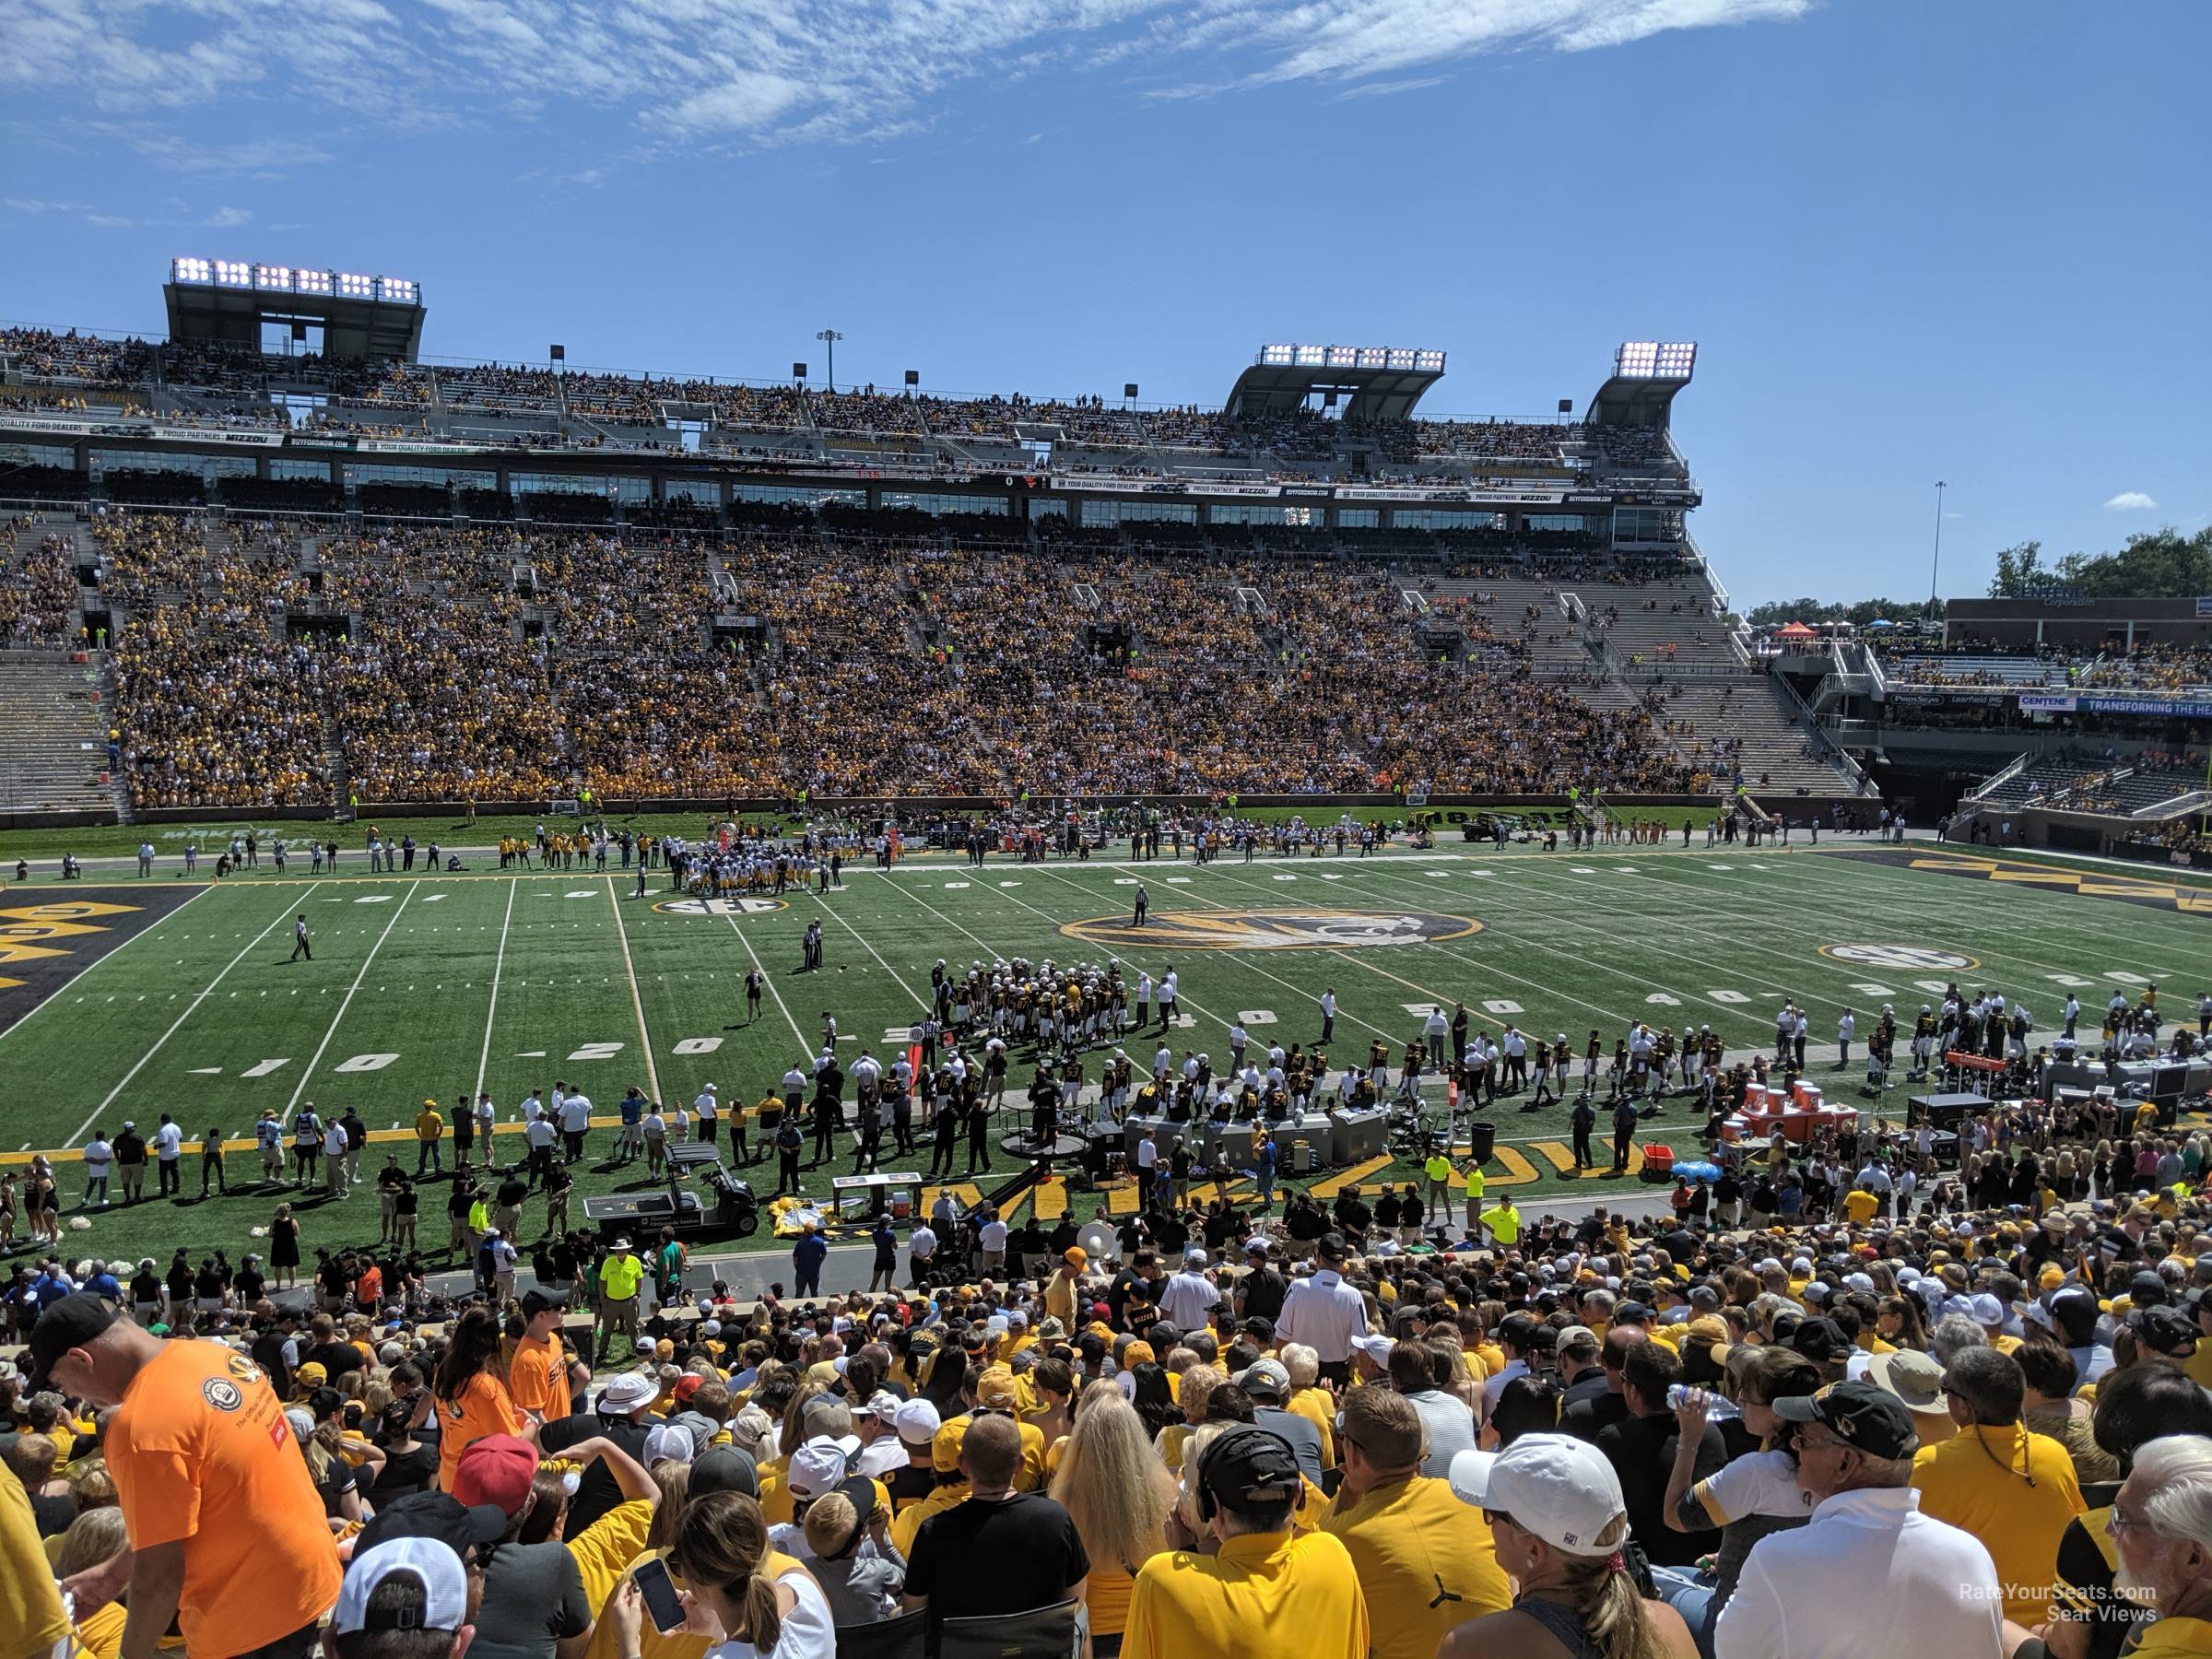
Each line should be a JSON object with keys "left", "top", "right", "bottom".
{"left": 1929, "top": 480, "right": 1947, "bottom": 616}
{"left": 815, "top": 328, "right": 843, "bottom": 393}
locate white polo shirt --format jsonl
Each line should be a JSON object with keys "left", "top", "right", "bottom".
{"left": 1278, "top": 1266, "right": 1366, "bottom": 1364}
{"left": 1714, "top": 1485, "right": 2003, "bottom": 1659}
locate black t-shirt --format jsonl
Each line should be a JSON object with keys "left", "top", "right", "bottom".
{"left": 1561, "top": 1389, "right": 1630, "bottom": 1443}
{"left": 30, "top": 1490, "right": 75, "bottom": 1537}
{"left": 538, "top": 1413, "right": 653, "bottom": 1535}
{"left": 1596, "top": 1413, "right": 1725, "bottom": 1566}
{"left": 1239, "top": 1267, "right": 1288, "bottom": 1324}
{"left": 306, "top": 1340, "right": 365, "bottom": 1381}
{"left": 314, "top": 1457, "right": 359, "bottom": 1518}
{"left": 370, "top": 1441, "right": 439, "bottom": 1499}
{"left": 905, "top": 1493, "right": 1088, "bottom": 1620}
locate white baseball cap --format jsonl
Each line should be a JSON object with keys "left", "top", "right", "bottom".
{"left": 1348, "top": 1334, "right": 1395, "bottom": 1364}
{"left": 787, "top": 1438, "right": 849, "bottom": 1500}
{"left": 892, "top": 1398, "right": 943, "bottom": 1445}
{"left": 643, "top": 1423, "right": 696, "bottom": 1465}
{"left": 334, "top": 1537, "right": 469, "bottom": 1636}
{"left": 1449, "top": 1434, "right": 1629, "bottom": 1557}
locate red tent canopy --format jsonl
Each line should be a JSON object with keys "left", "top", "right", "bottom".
{"left": 1775, "top": 622, "right": 1817, "bottom": 639}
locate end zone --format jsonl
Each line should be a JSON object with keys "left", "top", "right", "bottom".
{"left": 0, "top": 887, "right": 208, "bottom": 1039}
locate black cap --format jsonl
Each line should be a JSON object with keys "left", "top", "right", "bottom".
{"left": 1773, "top": 1381, "right": 1920, "bottom": 1460}
{"left": 1317, "top": 1232, "right": 1349, "bottom": 1263}
{"left": 1198, "top": 1427, "right": 1304, "bottom": 1512}
{"left": 1613, "top": 1301, "right": 1655, "bottom": 1325}
{"left": 520, "top": 1289, "right": 568, "bottom": 1319}
{"left": 2131, "top": 1305, "right": 2199, "bottom": 1357}
{"left": 1791, "top": 1317, "right": 1854, "bottom": 1363}
{"left": 354, "top": 1491, "right": 507, "bottom": 1560}
{"left": 2129, "top": 1270, "right": 2170, "bottom": 1307}
{"left": 689, "top": 1445, "right": 759, "bottom": 1499}
{"left": 2048, "top": 1289, "right": 2100, "bottom": 1345}
{"left": 25, "top": 1292, "right": 123, "bottom": 1390}
{"left": 1241, "top": 1315, "right": 1277, "bottom": 1342}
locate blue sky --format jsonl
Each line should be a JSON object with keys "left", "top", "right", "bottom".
{"left": 2, "top": 0, "right": 2205, "bottom": 607}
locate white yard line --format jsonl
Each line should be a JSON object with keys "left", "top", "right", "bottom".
{"left": 714, "top": 907, "right": 813, "bottom": 1058}
{"left": 605, "top": 877, "right": 664, "bottom": 1103}
{"left": 286, "top": 885, "right": 418, "bottom": 1113}
{"left": 65, "top": 883, "right": 323, "bottom": 1146}
{"left": 797, "top": 887, "right": 930, "bottom": 1009}
{"left": 473, "top": 878, "right": 517, "bottom": 1099}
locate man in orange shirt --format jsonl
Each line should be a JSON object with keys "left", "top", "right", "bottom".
{"left": 509, "top": 1290, "right": 573, "bottom": 1427}
{"left": 30, "top": 1292, "right": 342, "bottom": 1659}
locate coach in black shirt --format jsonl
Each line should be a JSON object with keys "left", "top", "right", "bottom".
{"left": 904, "top": 1414, "right": 1087, "bottom": 1623}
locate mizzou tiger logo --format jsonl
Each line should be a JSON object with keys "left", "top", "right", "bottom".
{"left": 1061, "top": 908, "right": 1483, "bottom": 953}
{"left": 653, "top": 897, "right": 789, "bottom": 916}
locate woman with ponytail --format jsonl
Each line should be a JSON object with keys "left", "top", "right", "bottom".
{"left": 433, "top": 1302, "right": 531, "bottom": 1494}
{"left": 1440, "top": 1433, "right": 1697, "bottom": 1659}
{"left": 604, "top": 1489, "right": 833, "bottom": 1659}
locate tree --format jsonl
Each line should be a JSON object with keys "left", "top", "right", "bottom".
{"left": 1988, "top": 527, "right": 2212, "bottom": 600}
{"left": 1987, "top": 542, "right": 2048, "bottom": 597}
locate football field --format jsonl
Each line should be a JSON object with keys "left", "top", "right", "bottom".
{"left": 3, "top": 840, "right": 2209, "bottom": 1269}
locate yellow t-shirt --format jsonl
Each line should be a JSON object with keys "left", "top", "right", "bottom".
{"left": 890, "top": 1481, "right": 967, "bottom": 1559}
{"left": 1478, "top": 1205, "right": 1520, "bottom": 1245}
{"left": 567, "top": 1498, "right": 657, "bottom": 1618}
{"left": 580, "top": 1546, "right": 809, "bottom": 1659}
{"left": 1911, "top": 1423, "right": 2086, "bottom": 1624}
{"left": 1843, "top": 1189, "right": 1880, "bottom": 1226}
{"left": 1283, "top": 1389, "right": 1336, "bottom": 1470}
{"left": 1321, "top": 1475, "right": 1512, "bottom": 1659}
{"left": 1123, "top": 1530, "right": 1369, "bottom": 1659}
{"left": 416, "top": 1110, "right": 443, "bottom": 1143}
{"left": 75, "top": 1597, "right": 127, "bottom": 1659}
{"left": 1, "top": 1464, "right": 70, "bottom": 1659}
{"left": 2127, "top": 1616, "right": 2212, "bottom": 1657}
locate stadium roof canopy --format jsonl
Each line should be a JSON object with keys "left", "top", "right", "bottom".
{"left": 163, "top": 258, "right": 427, "bottom": 361}
{"left": 1585, "top": 340, "right": 1697, "bottom": 429}
{"left": 1226, "top": 344, "right": 1446, "bottom": 423}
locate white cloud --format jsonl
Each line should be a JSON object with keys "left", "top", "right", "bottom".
{"left": 2103, "top": 491, "right": 2158, "bottom": 512}
{"left": 0, "top": 0, "right": 1812, "bottom": 151}
{"left": 1335, "top": 75, "right": 1449, "bottom": 100}
{"left": 205, "top": 204, "right": 252, "bottom": 227}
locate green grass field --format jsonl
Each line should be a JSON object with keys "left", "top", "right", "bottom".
{"left": 3, "top": 839, "right": 2208, "bottom": 1271}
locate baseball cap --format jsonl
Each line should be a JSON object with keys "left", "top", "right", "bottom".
{"left": 24, "top": 1292, "right": 123, "bottom": 1390}
{"left": 1449, "top": 1434, "right": 1628, "bottom": 1557}
{"left": 1967, "top": 1293, "right": 2006, "bottom": 1327}
{"left": 1773, "top": 1381, "right": 1920, "bottom": 1459}
{"left": 451, "top": 1434, "right": 538, "bottom": 1515}
{"left": 520, "top": 1289, "right": 567, "bottom": 1321}
{"left": 1197, "top": 1428, "right": 1304, "bottom": 1513}
{"left": 633, "top": 1336, "right": 657, "bottom": 1357}
{"left": 1790, "top": 1317, "right": 1853, "bottom": 1363}
{"left": 853, "top": 1391, "right": 902, "bottom": 1421}
{"left": 787, "top": 1438, "right": 849, "bottom": 1500}
{"left": 688, "top": 1446, "right": 759, "bottom": 1499}
{"left": 354, "top": 1491, "right": 507, "bottom": 1560}
{"left": 333, "top": 1538, "right": 470, "bottom": 1637}
{"left": 1317, "top": 1231, "right": 1349, "bottom": 1263}
{"left": 672, "top": 1374, "right": 705, "bottom": 1406}
{"left": 892, "top": 1399, "right": 943, "bottom": 1445}
{"left": 643, "top": 1423, "right": 697, "bottom": 1466}
{"left": 2132, "top": 1305, "right": 2199, "bottom": 1356}
{"left": 1348, "top": 1333, "right": 1395, "bottom": 1364}
{"left": 974, "top": 1371, "right": 1019, "bottom": 1411}
{"left": 1236, "top": 1359, "right": 1291, "bottom": 1401}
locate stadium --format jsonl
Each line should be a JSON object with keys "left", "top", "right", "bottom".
{"left": 5, "top": 252, "right": 2212, "bottom": 1658}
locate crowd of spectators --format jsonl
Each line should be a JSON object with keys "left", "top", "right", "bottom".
{"left": 14, "top": 1003, "right": 2212, "bottom": 1659}
{"left": 0, "top": 529, "right": 81, "bottom": 648}
{"left": 17, "top": 510, "right": 1737, "bottom": 807}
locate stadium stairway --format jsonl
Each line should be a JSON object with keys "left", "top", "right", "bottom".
{"left": 0, "top": 648, "right": 120, "bottom": 815}
{"left": 1651, "top": 674, "right": 1865, "bottom": 794}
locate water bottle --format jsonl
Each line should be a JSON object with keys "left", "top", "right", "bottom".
{"left": 1667, "top": 1382, "right": 1742, "bottom": 1421}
